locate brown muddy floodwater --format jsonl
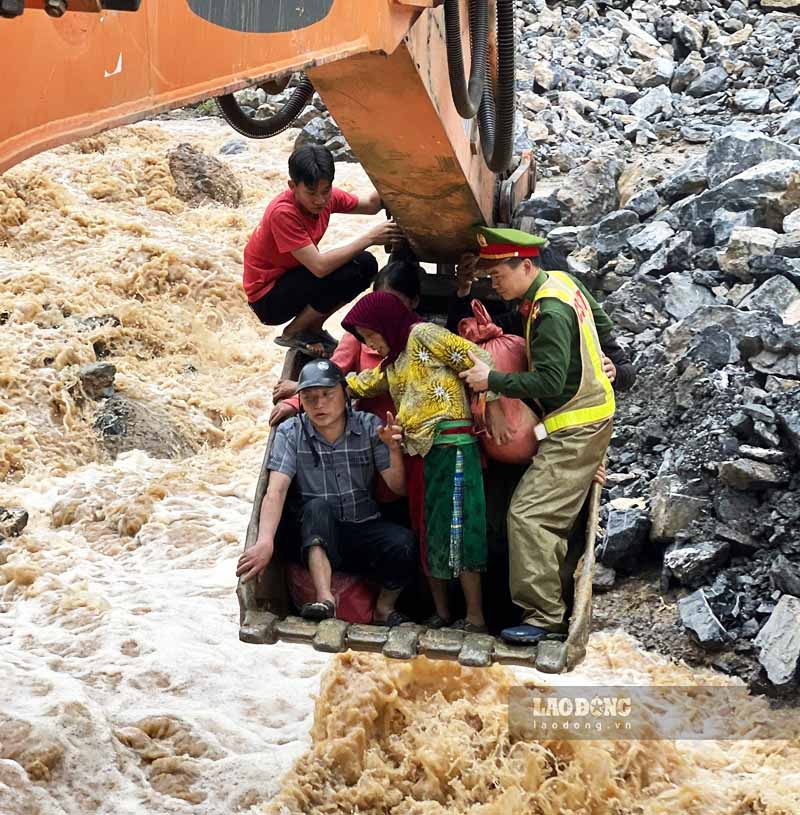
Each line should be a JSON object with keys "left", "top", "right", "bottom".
{"left": 0, "top": 118, "right": 798, "bottom": 815}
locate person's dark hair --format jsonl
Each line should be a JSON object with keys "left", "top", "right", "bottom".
{"left": 288, "top": 145, "right": 335, "bottom": 187}
{"left": 373, "top": 260, "right": 422, "bottom": 301}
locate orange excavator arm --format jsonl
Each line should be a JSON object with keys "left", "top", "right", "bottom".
{"left": 0, "top": 0, "right": 532, "bottom": 260}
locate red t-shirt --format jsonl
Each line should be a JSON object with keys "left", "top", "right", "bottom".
{"left": 243, "top": 186, "right": 359, "bottom": 303}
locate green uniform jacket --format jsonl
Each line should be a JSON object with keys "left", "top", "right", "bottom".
{"left": 487, "top": 269, "right": 614, "bottom": 415}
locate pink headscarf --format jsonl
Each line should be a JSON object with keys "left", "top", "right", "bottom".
{"left": 342, "top": 291, "right": 422, "bottom": 369}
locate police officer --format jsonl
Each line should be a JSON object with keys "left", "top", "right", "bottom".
{"left": 460, "top": 227, "right": 616, "bottom": 645}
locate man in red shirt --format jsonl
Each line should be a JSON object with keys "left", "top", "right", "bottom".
{"left": 244, "top": 144, "right": 401, "bottom": 356}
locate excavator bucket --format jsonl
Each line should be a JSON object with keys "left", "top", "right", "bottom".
{"left": 237, "top": 351, "right": 602, "bottom": 674}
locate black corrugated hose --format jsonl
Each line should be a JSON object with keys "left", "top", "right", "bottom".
{"left": 216, "top": 75, "right": 315, "bottom": 139}
{"left": 477, "top": 0, "right": 516, "bottom": 172}
{"left": 444, "top": 0, "right": 516, "bottom": 172}
{"left": 444, "top": 0, "right": 488, "bottom": 119}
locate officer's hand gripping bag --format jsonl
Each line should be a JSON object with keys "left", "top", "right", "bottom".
{"left": 458, "top": 300, "right": 539, "bottom": 464}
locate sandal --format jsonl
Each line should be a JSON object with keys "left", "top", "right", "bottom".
{"left": 451, "top": 619, "right": 489, "bottom": 634}
{"left": 300, "top": 599, "right": 336, "bottom": 621}
{"left": 423, "top": 613, "right": 452, "bottom": 629}
{"left": 308, "top": 328, "right": 339, "bottom": 349}
{"left": 274, "top": 332, "right": 331, "bottom": 358}
{"left": 373, "top": 610, "right": 411, "bottom": 627}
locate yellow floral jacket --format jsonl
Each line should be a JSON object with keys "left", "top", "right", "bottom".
{"left": 346, "top": 322, "right": 496, "bottom": 457}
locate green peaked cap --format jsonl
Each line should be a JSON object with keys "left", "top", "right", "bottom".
{"left": 472, "top": 225, "right": 548, "bottom": 248}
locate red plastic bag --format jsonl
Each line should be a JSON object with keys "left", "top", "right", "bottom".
{"left": 286, "top": 562, "right": 378, "bottom": 624}
{"left": 459, "top": 300, "right": 539, "bottom": 464}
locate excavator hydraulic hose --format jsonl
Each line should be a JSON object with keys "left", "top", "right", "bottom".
{"left": 443, "top": 0, "right": 488, "bottom": 119}
{"left": 216, "top": 75, "right": 315, "bottom": 139}
{"left": 477, "top": 0, "right": 515, "bottom": 172}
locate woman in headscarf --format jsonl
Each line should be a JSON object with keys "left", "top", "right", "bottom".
{"left": 342, "top": 292, "right": 509, "bottom": 633}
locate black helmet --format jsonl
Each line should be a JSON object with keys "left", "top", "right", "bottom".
{"left": 296, "top": 359, "right": 346, "bottom": 393}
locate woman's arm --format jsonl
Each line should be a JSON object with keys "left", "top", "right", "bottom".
{"left": 346, "top": 365, "right": 390, "bottom": 399}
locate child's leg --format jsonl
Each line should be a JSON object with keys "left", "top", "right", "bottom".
{"left": 458, "top": 571, "right": 485, "bottom": 627}
{"left": 427, "top": 576, "right": 451, "bottom": 622}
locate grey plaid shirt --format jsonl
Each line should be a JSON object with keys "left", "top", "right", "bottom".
{"left": 268, "top": 410, "right": 392, "bottom": 523}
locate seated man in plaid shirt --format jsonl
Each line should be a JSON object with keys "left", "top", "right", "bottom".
{"left": 236, "top": 359, "right": 416, "bottom": 626}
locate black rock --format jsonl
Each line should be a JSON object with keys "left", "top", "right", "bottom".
{"left": 776, "top": 407, "right": 800, "bottom": 455}
{"left": 672, "top": 161, "right": 800, "bottom": 245}
{"left": 770, "top": 555, "right": 800, "bottom": 597}
{"left": 712, "top": 208, "right": 756, "bottom": 245}
{"left": 546, "top": 226, "right": 579, "bottom": 254}
{"left": 719, "top": 459, "right": 789, "bottom": 491}
{"left": 658, "top": 156, "right": 708, "bottom": 204}
{"left": 749, "top": 255, "right": 800, "bottom": 288}
{"left": 294, "top": 116, "right": 340, "bottom": 150}
{"left": 516, "top": 194, "right": 562, "bottom": 222}
{"left": 626, "top": 188, "right": 661, "bottom": 219}
{"left": 775, "top": 232, "right": 800, "bottom": 259}
{"left": 686, "top": 325, "right": 738, "bottom": 369}
{"left": 0, "top": 508, "right": 28, "bottom": 539}
{"left": 664, "top": 540, "right": 731, "bottom": 585}
{"left": 598, "top": 507, "right": 651, "bottom": 572}
{"left": 742, "top": 403, "right": 776, "bottom": 424}
{"left": 678, "top": 589, "right": 730, "bottom": 650}
{"left": 78, "top": 362, "right": 116, "bottom": 400}
{"left": 706, "top": 131, "right": 800, "bottom": 189}
{"left": 686, "top": 67, "right": 729, "bottom": 98}
{"left": 715, "top": 522, "right": 761, "bottom": 555}
{"left": 695, "top": 248, "right": 721, "bottom": 270}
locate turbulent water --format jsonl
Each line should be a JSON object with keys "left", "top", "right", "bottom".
{"left": 1, "top": 118, "right": 799, "bottom": 815}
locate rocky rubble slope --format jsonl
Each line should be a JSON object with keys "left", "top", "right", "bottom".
{"left": 516, "top": 0, "right": 800, "bottom": 176}
{"left": 506, "top": 0, "right": 800, "bottom": 695}
{"left": 525, "top": 122, "right": 800, "bottom": 693}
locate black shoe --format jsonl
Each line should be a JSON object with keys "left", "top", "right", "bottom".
{"left": 300, "top": 599, "right": 336, "bottom": 621}
{"left": 500, "top": 624, "right": 565, "bottom": 645}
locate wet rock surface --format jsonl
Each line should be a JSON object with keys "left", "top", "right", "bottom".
{"left": 0, "top": 507, "right": 28, "bottom": 540}
{"left": 94, "top": 396, "right": 197, "bottom": 461}
{"left": 167, "top": 143, "right": 243, "bottom": 208}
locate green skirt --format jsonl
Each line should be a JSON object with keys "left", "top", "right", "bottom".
{"left": 421, "top": 422, "right": 487, "bottom": 579}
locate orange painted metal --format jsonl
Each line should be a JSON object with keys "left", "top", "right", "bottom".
{"left": 309, "top": 4, "right": 495, "bottom": 260}
{"left": 0, "top": 1, "right": 422, "bottom": 173}
{"left": 1, "top": 0, "right": 499, "bottom": 260}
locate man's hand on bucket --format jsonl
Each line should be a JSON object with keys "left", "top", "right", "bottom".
{"left": 237, "top": 539, "right": 274, "bottom": 582}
